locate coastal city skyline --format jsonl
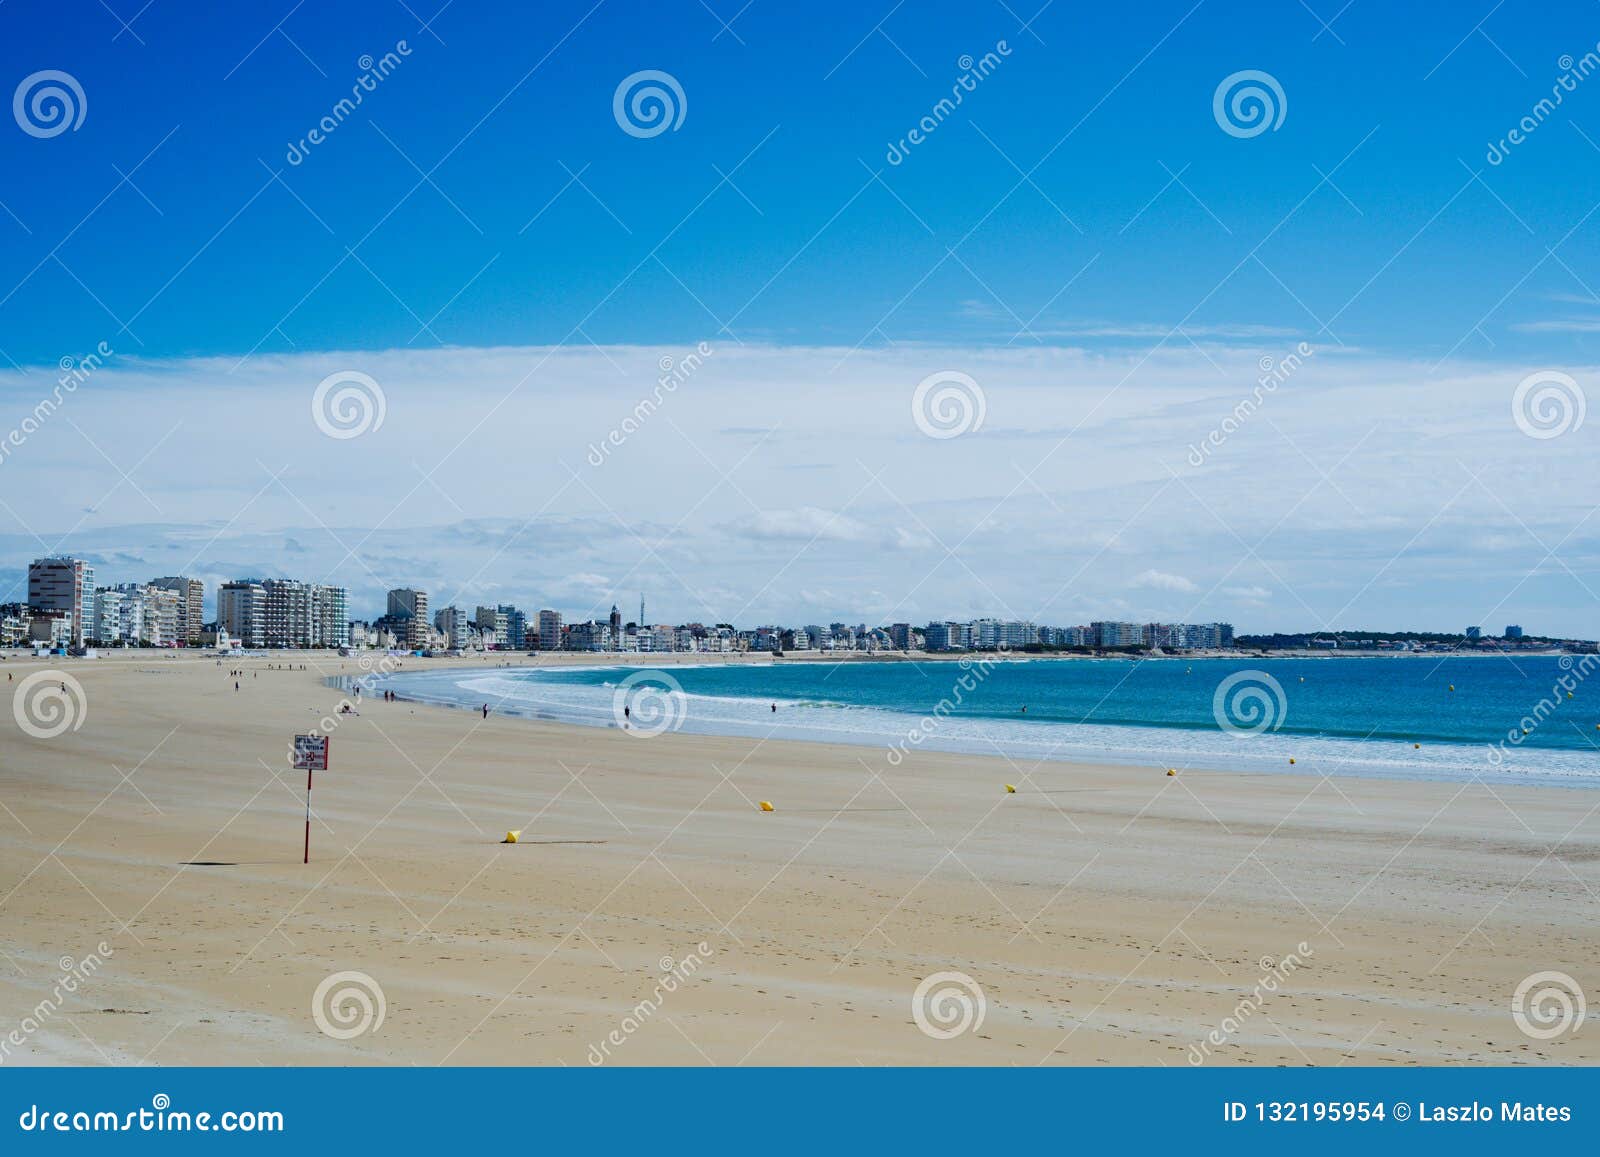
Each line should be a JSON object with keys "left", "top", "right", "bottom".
{"left": 8, "top": 553, "right": 1590, "bottom": 655}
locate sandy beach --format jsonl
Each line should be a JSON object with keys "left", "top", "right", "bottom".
{"left": 1, "top": 650, "right": 1596, "bottom": 1066}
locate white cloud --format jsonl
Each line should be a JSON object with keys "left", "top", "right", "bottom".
{"left": 739, "top": 507, "right": 871, "bottom": 542}
{"left": 0, "top": 341, "right": 1595, "bottom": 634}
{"left": 1224, "top": 585, "right": 1274, "bottom": 601}
{"left": 1131, "top": 569, "right": 1198, "bottom": 593}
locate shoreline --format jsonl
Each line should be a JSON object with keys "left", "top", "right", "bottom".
{"left": 356, "top": 658, "right": 1600, "bottom": 792}
{"left": 1, "top": 653, "right": 1596, "bottom": 1066}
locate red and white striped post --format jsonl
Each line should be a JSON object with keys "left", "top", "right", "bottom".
{"left": 292, "top": 735, "right": 329, "bottom": 864}
{"left": 303, "top": 762, "right": 313, "bottom": 865}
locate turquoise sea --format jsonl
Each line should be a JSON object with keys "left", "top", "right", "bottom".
{"left": 372, "top": 655, "right": 1600, "bottom": 786}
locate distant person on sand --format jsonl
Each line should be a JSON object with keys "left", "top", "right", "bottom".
{"left": 482, "top": 704, "right": 489, "bottom": 719}
{"left": 771, "top": 703, "right": 776, "bottom": 712}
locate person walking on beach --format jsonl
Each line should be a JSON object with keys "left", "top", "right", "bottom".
{"left": 482, "top": 704, "right": 489, "bottom": 719}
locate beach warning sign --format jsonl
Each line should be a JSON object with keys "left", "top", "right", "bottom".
{"left": 292, "top": 735, "right": 329, "bottom": 864}
{"left": 292, "top": 734, "right": 329, "bottom": 771}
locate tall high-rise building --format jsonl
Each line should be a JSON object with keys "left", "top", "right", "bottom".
{"left": 1505, "top": 624, "right": 1524, "bottom": 639}
{"left": 217, "top": 581, "right": 267, "bottom": 648}
{"left": 262, "top": 579, "right": 312, "bottom": 649}
{"left": 150, "top": 576, "right": 204, "bottom": 644}
{"left": 474, "top": 605, "right": 508, "bottom": 648}
{"left": 225, "top": 579, "right": 347, "bottom": 648}
{"left": 499, "top": 605, "right": 527, "bottom": 649}
{"left": 314, "top": 584, "right": 349, "bottom": 648}
{"left": 387, "top": 588, "right": 429, "bottom": 648}
{"left": 435, "top": 606, "right": 471, "bottom": 649}
{"left": 1093, "top": 621, "right": 1144, "bottom": 648}
{"left": 142, "top": 585, "right": 181, "bottom": 645}
{"left": 93, "top": 586, "right": 136, "bottom": 645}
{"left": 538, "top": 609, "right": 562, "bottom": 651}
{"left": 28, "top": 556, "right": 95, "bottom": 646}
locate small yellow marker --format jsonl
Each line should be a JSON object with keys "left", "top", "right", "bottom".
{"left": 1413, "top": 743, "right": 1420, "bottom": 749}
{"left": 1289, "top": 757, "right": 1296, "bottom": 765}
{"left": 1448, "top": 684, "right": 1455, "bottom": 692}
{"left": 1166, "top": 769, "right": 1176, "bottom": 777}
{"left": 1004, "top": 784, "right": 1016, "bottom": 793}
{"left": 502, "top": 830, "right": 521, "bottom": 844}
{"left": 759, "top": 801, "right": 774, "bottom": 812}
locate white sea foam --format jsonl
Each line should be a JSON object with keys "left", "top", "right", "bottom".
{"left": 371, "top": 666, "right": 1600, "bottom": 788}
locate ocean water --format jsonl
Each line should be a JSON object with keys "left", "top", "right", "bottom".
{"left": 370, "top": 655, "right": 1600, "bottom": 786}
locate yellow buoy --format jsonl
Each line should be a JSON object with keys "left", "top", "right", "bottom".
{"left": 1166, "top": 769, "right": 1176, "bottom": 777}
{"left": 1289, "top": 757, "right": 1296, "bottom": 765}
{"left": 759, "top": 801, "right": 774, "bottom": 812}
{"left": 502, "top": 830, "right": 521, "bottom": 844}
{"left": 1413, "top": 743, "right": 1420, "bottom": 749}
{"left": 1448, "top": 684, "right": 1455, "bottom": 692}
{"left": 1004, "top": 784, "right": 1016, "bottom": 793}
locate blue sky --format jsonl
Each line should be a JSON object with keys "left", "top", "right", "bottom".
{"left": 1, "top": 1, "right": 1598, "bottom": 634}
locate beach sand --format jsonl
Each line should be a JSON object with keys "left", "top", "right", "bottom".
{"left": 0, "top": 651, "right": 1595, "bottom": 1066}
